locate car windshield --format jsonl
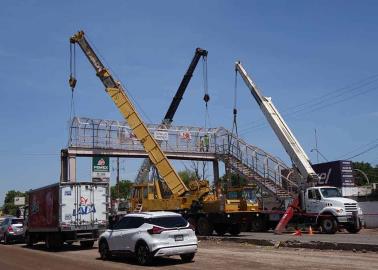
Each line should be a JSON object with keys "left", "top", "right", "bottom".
{"left": 146, "top": 216, "right": 188, "bottom": 228}
{"left": 320, "top": 188, "right": 342, "bottom": 198}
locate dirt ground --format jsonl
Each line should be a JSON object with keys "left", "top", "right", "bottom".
{"left": 0, "top": 240, "right": 377, "bottom": 270}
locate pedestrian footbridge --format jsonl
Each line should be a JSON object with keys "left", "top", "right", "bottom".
{"left": 62, "top": 117, "right": 298, "bottom": 199}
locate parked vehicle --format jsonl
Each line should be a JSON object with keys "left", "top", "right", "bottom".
{"left": 98, "top": 212, "right": 197, "bottom": 265}
{"left": 24, "top": 182, "right": 109, "bottom": 249}
{"left": 0, "top": 217, "right": 25, "bottom": 244}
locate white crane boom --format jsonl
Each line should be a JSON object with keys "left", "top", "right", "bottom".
{"left": 235, "top": 61, "right": 318, "bottom": 184}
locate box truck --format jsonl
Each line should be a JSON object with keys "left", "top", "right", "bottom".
{"left": 24, "top": 182, "right": 108, "bottom": 249}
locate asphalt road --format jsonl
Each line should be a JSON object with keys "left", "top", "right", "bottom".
{"left": 0, "top": 241, "right": 377, "bottom": 270}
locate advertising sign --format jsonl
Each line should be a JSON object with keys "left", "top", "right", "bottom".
{"left": 312, "top": 160, "right": 355, "bottom": 187}
{"left": 92, "top": 156, "right": 110, "bottom": 181}
{"left": 14, "top": 196, "right": 26, "bottom": 206}
{"left": 154, "top": 130, "right": 169, "bottom": 141}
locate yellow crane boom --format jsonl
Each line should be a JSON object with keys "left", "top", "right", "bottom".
{"left": 70, "top": 30, "right": 188, "bottom": 196}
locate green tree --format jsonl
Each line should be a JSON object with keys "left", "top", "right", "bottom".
{"left": 111, "top": 180, "right": 133, "bottom": 200}
{"left": 178, "top": 169, "right": 197, "bottom": 186}
{"left": 220, "top": 172, "right": 247, "bottom": 187}
{"left": 3, "top": 190, "right": 26, "bottom": 216}
{"left": 353, "top": 162, "right": 378, "bottom": 185}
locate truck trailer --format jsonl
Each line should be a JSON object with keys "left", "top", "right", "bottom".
{"left": 24, "top": 182, "right": 108, "bottom": 249}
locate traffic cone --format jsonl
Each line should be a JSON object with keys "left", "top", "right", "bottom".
{"left": 308, "top": 226, "right": 314, "bottom": 235}
{"left": 292, "top": 227, "right": 302, "bottom": 236}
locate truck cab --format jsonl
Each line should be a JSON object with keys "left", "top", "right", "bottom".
{"left": 304, "top": 186, "right": 364, "bottom": 233}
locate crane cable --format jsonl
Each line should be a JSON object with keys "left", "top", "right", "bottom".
{"left": 232, "top": 68, "right": 239, "bottom": 136}
{"left": 201, "top": 55, "right": 210, "bottom": 181}
{"left": 69, "top": 42, "right": 77, "bottom": 120}
{"left": 202, "top": 55, "right": 210, "bottom": 129}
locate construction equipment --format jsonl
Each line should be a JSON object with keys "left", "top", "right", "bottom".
{"left": 235, "top": 61, "right": 363, "bottom": 234}
{"left": 135, "top": 47, "right": 208, "bottom": 183}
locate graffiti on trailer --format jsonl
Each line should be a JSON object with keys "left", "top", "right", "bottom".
{"left": 30, "top": 197, "right": 40, "bottom": 214}
{"left": 73, "top": 196, "right": 96, "bottom": 216}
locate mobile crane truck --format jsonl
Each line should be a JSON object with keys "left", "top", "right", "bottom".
{"left": 235, "top": 61, "right": 364, "bottom": 234}
{"left": 70, "top": 31, "right": 260, "bottom": 237}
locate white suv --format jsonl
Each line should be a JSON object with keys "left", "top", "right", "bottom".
{"left": 98, "top": 211, "right": 198, "bottom": 265}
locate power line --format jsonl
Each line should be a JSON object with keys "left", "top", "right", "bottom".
{"left": 238, "top": 74, "right": 378, "bottom": 135}
{"left": 337, "top": 138, "right": 378, "bottom": 159}
{"left": 239, "top": 84, "right": 378, "bottom": 136}
{"left": 345, "top": 144, "right": 378, "bottom": 160}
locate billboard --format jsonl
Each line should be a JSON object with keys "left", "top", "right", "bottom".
{"left": 312, "top": 160, "right": 355, "bottom": 187}
{"left": 92, "top": 156, "right": 110, "bottom": 182}
{"left": 14, "top": 196, "right": 26, "bottom": 206}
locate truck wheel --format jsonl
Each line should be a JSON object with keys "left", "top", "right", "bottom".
{"left": 25, "top": 232, "right": 34, "bottom": 247}
{"left": 136, "top": 242, "right": 152, "bottom": 266}
{"left": 229, "top": 224, "right": 241, "bottom": 236}
{"left": 80, "top": 240, "right": 94, "bottom": 249}
{"left": 197, "top": 217, "right": 213, "bottom": 236}
{"left": 46, "top": 234, "right": 63, "bottom": 250}
{"left": 321, "top": 217, "right": 337, "bottom": 234}
{"left": 214, "top": 224, "right": 227, "bottom": 236}
{"left": 99, "top": 241, "right": 111, "bottom": 260}
{"left": 346, "top": 219, "right": 361, "bottom": 234}
{"left": 180, "top": 253, "right": 195, "bottom": 263}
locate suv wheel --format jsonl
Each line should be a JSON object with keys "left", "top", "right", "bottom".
{"left": 180, "top": 253, "right": 195, "bottom": 263}
{"left": 99, "top": 241, "right": 111, "bottom": 260}
{"left": 136, "top": 243, "right": 152, "bottom": 266}
{"left": 321, "top": 217, "right": 337, "bottom": 234}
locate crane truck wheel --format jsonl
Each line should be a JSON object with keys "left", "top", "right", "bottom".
{"left": 229, "top": 224, "right": 241, "bottom": 236}
{"left": 187, "top": 217, "right": 197, "bottom": 233}
{"left": 196, "top": 217, "right": 213, "bottom": 236}
{"left": 214, "top": 224, "right": 227, "bottom": 236}
{"left": 251, "top": 217, "right": 267, "bottom": 232}
{"left": 346, "top": 219, "right": 362, "bottom": 234}
{"left": 320, "top": 216, "right": 337, "bottom": 234}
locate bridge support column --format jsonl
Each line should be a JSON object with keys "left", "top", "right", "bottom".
{"left": 60, "top": 149, "right": 76, "bottom": 182}
{"left": 68, "top": 156, "right": 77, "bottom": 182}
{"left": 60, "top": 150, "right": 68, "bottom": 182}
{"left": 213, "top": 160, "right": 220, "bottom": 194}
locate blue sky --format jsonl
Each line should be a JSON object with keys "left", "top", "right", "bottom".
{"left": 1, "top": 1, "right": 377, "bottom": 205}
